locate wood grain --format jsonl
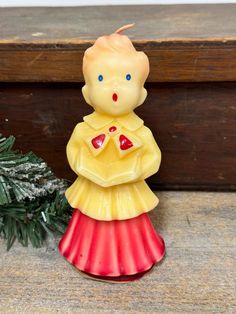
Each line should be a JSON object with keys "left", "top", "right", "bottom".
{"left": 1, "top": 5, "right": 236, "bottom": 82}
{"left": 0, "top": 191, "right": 235, "bottom": 313}
{"left": 1, "top": 82, "right": 236, "bottom": 190}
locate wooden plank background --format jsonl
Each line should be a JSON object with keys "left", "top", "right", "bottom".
{"left": 1, "top": 82, "right": 236, "bottom": 190}
{"left": 0, "top": 191, "right": 235, "bottom": 313}
{"left": 1, "top": 5, "right": 236, "bottom": 82}
{"left": 0, "top": 5, "right": 236, "bottom": 190}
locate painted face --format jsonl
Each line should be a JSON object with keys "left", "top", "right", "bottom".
{"left": 82, "top": 54, "right": 147, "bottom": 116}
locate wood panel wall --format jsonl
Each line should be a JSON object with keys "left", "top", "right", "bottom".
{"left": 1, "top": 5, "right": 236, "bottom": 190}
{"left": 1, "top": 82, "right": 235, "bottom": 190}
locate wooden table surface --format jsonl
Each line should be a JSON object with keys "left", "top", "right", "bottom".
{"left": 0, "top": 191, "right": 235, "bottom": 313}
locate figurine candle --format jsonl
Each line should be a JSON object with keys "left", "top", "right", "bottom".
{"left": 59, "top": 24, "right": 165, "bottom": 282}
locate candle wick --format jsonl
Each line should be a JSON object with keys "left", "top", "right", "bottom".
{"left": 115, "top": 24, "right": 135, "bottom": 34}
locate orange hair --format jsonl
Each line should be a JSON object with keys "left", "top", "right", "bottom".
{"left": 82, "top": 24, "right": 149, "bottom": 81}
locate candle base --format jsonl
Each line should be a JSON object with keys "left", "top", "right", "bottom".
{"left": 76, "top": 266, "right": 156, "bottom": 283}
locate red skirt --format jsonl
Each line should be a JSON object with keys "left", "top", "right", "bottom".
{"left": 59, "top": 209, "right": 165, "bottom": 279}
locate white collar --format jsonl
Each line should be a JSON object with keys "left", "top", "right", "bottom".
{"left": 83, "top": 111, "right": 143, "bottom": 131}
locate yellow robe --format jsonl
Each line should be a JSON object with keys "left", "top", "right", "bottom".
{"left": 65, "top": 111, "right": 161, "bottom": 221}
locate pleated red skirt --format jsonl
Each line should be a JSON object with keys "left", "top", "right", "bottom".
{"left": 59, "top": 209, "right": 165, "bottom": 279}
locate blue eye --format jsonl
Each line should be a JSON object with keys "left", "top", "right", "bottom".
{"left": 98, "top": 74, "right": 103, "bottom": 81}
{"left": 126, "top": 74, "right": 131, "bottom": 81}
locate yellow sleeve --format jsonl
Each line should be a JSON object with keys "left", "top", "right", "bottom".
{"left": 66, "top": 122, "right": 85, "bottom": 175}
{"left": 137, "top": 126, "right": 161, "bottom": 180}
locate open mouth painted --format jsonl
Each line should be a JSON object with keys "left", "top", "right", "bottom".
{"left": 112, "top": 93, "right": 118, "bottom": 102}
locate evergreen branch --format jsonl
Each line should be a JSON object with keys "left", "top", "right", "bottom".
{"left": 0, "top": 134, "right": 72, "bottom": 250}
{"left": 0, "top": 134, "right": 15, "bottom": 152}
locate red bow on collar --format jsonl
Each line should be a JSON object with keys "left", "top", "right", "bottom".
{"left": 91, "top": 134, "right": 106, "bottom": 149}
{"left": 91, "top": 133, "right": 133, "bottom": 150}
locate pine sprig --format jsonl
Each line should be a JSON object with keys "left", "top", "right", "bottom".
{"left": 0, "top": 134, "right": 72, "bottom": 250}
{"left": 0, "top": 135, "right": 66, "bottom": 205}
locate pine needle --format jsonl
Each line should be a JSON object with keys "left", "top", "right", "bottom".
{"left": 0, "top": 134, "right": 72, "bottom": 250}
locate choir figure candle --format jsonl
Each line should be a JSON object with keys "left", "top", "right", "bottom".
{"left": 58, "top": 24, "right": 165, "bottom": 282}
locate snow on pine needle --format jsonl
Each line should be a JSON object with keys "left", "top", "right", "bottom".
{"left": 0, "top": 134, "right": 71, "bottom": 250}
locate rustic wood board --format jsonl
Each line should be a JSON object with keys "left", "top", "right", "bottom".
{"left": 1, "top": 5, "right": 236, "bottom": 82}
{"left": 1, "top": 82, "right": 236, "bottom": 190}
{"left": 0, "top": 191, "right": 235, "bottom": 313}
